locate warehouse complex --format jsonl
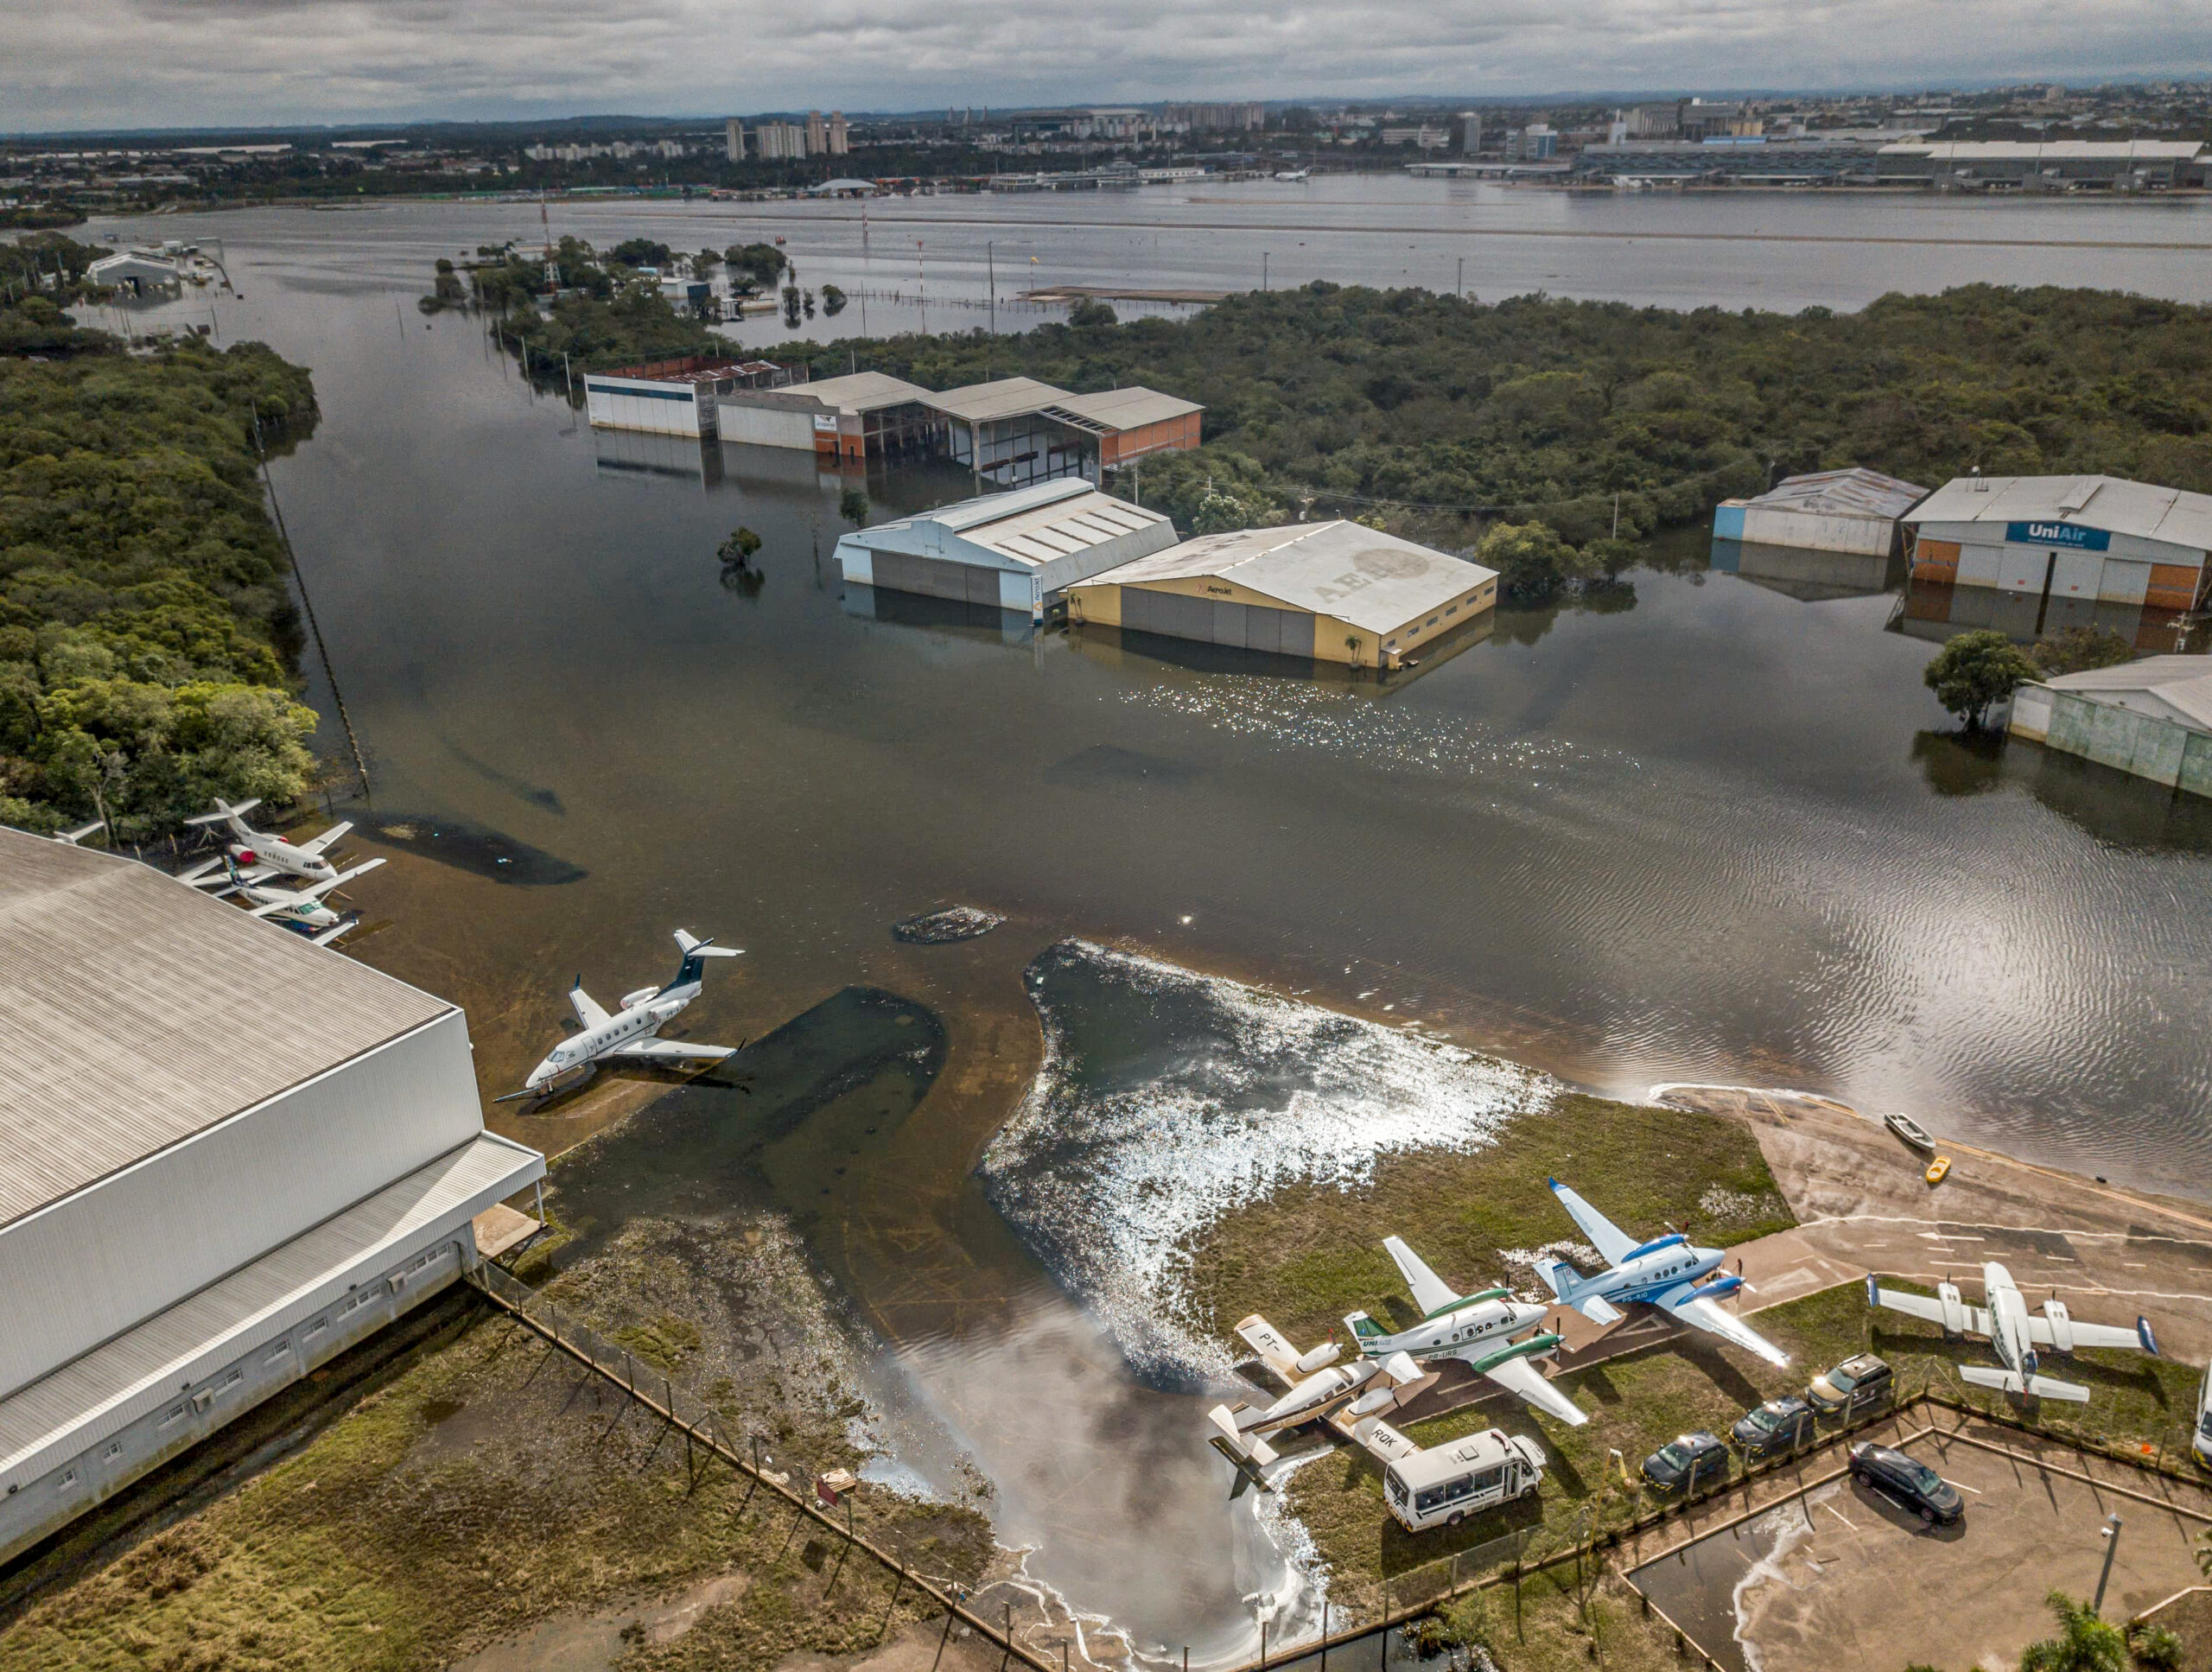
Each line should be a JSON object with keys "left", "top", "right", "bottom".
{"left": 0, "top": 831, "right": 544, "bottom": 1565}
{"left": 1067, "top": 522, "right": 1499, "bottom": 668}
{"left": 582, "top": 356, "right": 798, "bottom": 437}
{"left": 715, "top": 370, "right": 936, "bottom": 461}
{"left": 2012, "top": 657, "right": 2212, "bottom": 800}
{"left": 1876, "top": 139, "right": 2207, "bottom": 189}
{"left": 1904, "top": 474, "right": 2212, "bottom": 612}
{"left": 834, "top": 478, "right": 1177, "bottom": 615}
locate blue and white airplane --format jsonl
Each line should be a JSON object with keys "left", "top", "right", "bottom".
{"left": 500, "top": 930, "right": 743, "bottom": 1101}
{"left": 1536, "top": 1179, "right": 1789, "bottom": 1367}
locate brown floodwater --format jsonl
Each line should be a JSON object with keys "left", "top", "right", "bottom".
{"left": 87, "top": 195, "right": 2212, "bottom": 1656}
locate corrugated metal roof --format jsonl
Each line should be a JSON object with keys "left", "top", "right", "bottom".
{"left": 0, "top": 831, "right": 450, "bottom": 1228}
{"left": 1746, "top": 467, "right": 1928, "bottom": 520}
{"left": 1905, "top": 475, "right": 2212, "bottom": 554}
{"left": 969, "top": 493, "right": 1167, "bottom": 568}
{"left": 1089, "top": 521, "right": 1499, "bottom": 636}
{"left": 1039, "top": 386, "right": 1203, "bottom": 432}
{"left": 0, "top": 1133, "right": 542, "bottom": 1478}
{"left": 1878, "top": 140, "right": 2205, "bottom": 161}
{"left": 923, "top": 377, "right": 1073, "bottom": 424}
{"left": 772, "top": 370, "right": 931, "bottom": 415}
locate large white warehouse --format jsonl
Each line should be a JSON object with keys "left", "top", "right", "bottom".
{"left": 0, "top": 829, "right": 543, "bottom": 1564}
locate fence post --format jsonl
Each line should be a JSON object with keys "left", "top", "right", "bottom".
{"left": 1001, "top": 1602, "right": 1013, "bottom": 1672}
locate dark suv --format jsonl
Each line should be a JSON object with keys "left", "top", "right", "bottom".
{"left": 1732, "top": 1395, "right": 1815, "bottom": 1461}
{"left": 1849, "top": 1442, "right": 1963, "bottom": 1524}
{"left": 1807, "top": 1353, "right": 1893, "bottom": 1417}
{"left": 1642, "top": 1431, "right": 1731, "bottom": 1492}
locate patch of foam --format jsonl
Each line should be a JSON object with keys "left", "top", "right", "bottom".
{"left": 1730, "top": 1484, "right": 1832, "bottom": 1672}
{"left": 980, "top": 941, "right": 1555, "bottom": 1379}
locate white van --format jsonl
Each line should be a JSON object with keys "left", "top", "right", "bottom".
{"left": 1380, "top": 1427, "right": 1546, "bottom": 1532}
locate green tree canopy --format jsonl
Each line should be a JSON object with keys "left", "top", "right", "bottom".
{"left": 1477, "top": 520, "right": 1600, "bottom": 603}
{"left": 2029, "top": 625, "right": 2134, "bottom": 677}
{"left": 1924, "top": 629, "right": 2040, "bottom": 730}
{"left": 2018, "top": 1592, "right": 2126, "bottom": 1672}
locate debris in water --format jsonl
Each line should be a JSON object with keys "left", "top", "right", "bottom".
{"left": 892, "top": 905, "right": 1006, "bottom": 944}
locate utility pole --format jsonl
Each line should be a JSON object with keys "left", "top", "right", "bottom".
{"left": 987, "top": 239, "right": 996, "bottom": 338}
{"left": 1262, "top": 250, "right": 1268, "bottom": 292}
{"left": 1457, "top": 255, "right": 1465, "bottom": 297}
{"left": 2093, "top": 1513, "right": 2123, "bottom": 1616}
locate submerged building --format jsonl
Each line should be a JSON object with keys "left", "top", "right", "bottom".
{"left": 0, "top": 830, "right": 544, "bottom": 1564}
{"left": 1904, "top": 474, "right": 2212, "bottom": 612}
{"left": 1067, "top": 522, "right": 1499, "bottom": 669}
{"left": 583, "top": 356, "right": 800, "bottom": 438}
{"left": 2011, "top": 657, "right": 2212, "bottom": 800}
{"left": 1713, "top": 468, "right": 1927, "bottom": 556}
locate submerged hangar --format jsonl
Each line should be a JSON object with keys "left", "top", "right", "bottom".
{"left": 0, "top": 828, "right": 543, "bottom": 1563}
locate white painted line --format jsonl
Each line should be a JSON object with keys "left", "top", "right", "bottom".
{"left": 1823, "top": 1503, "right": 1856, "bottom": 1529}
{"left": 1942, "top": 1478, "right": 1982, "bottom": 1494}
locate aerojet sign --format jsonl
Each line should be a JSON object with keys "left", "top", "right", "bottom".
{"left": 2008, "top": 520, "right": 2110, "bottom": 551}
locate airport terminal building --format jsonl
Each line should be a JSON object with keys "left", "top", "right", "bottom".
{"left": 0, "top": 830, "right": 543, "bottom": 1564}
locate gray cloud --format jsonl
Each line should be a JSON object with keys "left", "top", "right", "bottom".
{"left": 1, "top": 0, "right": 2204, "bottom": 130}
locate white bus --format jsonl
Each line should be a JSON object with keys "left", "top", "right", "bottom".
{"left": 1377, "top": 1427, "right": 1546, "bottom": 1532}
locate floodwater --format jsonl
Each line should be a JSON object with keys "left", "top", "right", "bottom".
{"left": 79, "top": 185, "right": 2212, "bottom": 1655}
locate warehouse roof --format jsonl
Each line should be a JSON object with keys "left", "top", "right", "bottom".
{"left": 2039, "top": 654, "right": 2212, "bottom": 732}
{"left": 766, "top": 370, "right": 931, "bottom": 415}
{"left": 1092, "top": 521, "right": 1498, "bottom": 636}
{"left": 855, "top": 479, "right": 1170, "bottom": 570}
{"left": 923, "top": 377, "right": 1074, "bottom": 424}
{"left": 1878, "top": 140, "right": 2206, "bottom": 162}
{"left": 1039, "top": 386, "right": 1203, "bottom": 434}
{"left": 1904, "top": 474, "right": 2212, "bottom": 553}
{"left": 0, "top": 830, "right": 450, "bottom": 1228}
{"left": 1745, "top": 467, "right": 1928, "bottom": 520}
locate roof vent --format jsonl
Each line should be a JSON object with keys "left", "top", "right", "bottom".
{"left": 2057, "top": 479, "right": 2101, "bottom": 514}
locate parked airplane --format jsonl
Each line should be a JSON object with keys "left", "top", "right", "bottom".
{"left": 50, "top": 819, "right": 105, "bottom": 846}
{"left": 1206, "top": 1313, "right": 1437, "bottom": 1469}
{"left": 224, "top": 855, "right": 385, "bottom": 941}
{"left": 1537, "top": 1179, "right": 1789, "bottom": 1367}
{"left": 1866, "top": 1265, "right": 2158, "bottom": 1402}
{"left": 501, "top": 930, "right": 743, "bottom": 1101}
{"left": 178, "top": 798, "right": 352, "bottom": 887}
{"left": 1344, "top": 1237, "right": 1586, "bottom": 1427}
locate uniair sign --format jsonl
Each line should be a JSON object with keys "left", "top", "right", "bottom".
{"left": 2007, "top": 520, "right": 2109, "bottom": 551}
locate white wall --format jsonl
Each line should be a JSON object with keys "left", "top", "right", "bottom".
{"left": 716, "top": 402, "right": 816, "bottom": 448}
{"left": 585, "top": 380, "right": 706, "bottom": 436}
{"left": 0, "top": 1012, "right": 481, "bottom": 1398}
{"left": 1740, "top": 505, "right": 1895, "bottom": 556}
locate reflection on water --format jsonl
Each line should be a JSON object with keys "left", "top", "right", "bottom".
{"left": 1711, "top": 537, "right": 1902, "bottom": 603}
{"left": 364, "top": 813, "right": 588, "bottom": 885}
{"left": 1891, "top": 575, "right": 2197, "bottom": 654}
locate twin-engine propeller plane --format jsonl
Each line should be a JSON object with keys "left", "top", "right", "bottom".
{"left": 223, "top": 855, "right": 385, "bottom": 944}
{"left": 1343, "top": 1236, "right": 1586, "bottom": 1427}
{"left": 1537, "top": 1179, "right": 1790, "bottom": 1367}
{"left": 500, "top": 930, "right": 744, "bottom": 1103}
{"left": 1866, "top": 1264, "right": 2158, "bottom": 1402}
{"left": 1206, "top": 1313, "right": 1437, "bottom": 1482}
{"left": 178, "top": 798, "right": 353, "bottom": 888}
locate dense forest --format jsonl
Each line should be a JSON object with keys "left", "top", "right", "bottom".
{"left": 0, "top": 290, "right": 323, "bottom": 838}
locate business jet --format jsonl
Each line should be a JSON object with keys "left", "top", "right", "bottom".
{"left": 1537, "top": 1179, "right": 1790, "bottom": 1367}
{"left": 178, "top": 798, "right": 352, "bottom": 887}
{"left": 222, "top": 855, "right": 385, "bottom": 940}
{"left": 500, "top": 930, "right": 742, "bottom": 1102}
{"left": 1343, "top": 1236, "right": 1586, "bottom": 1426}
{"left": 1866, "top": 1265, "right": 2158, "bottom": 1402}
{"left": 1206, "top": 1313, "right": 1437, "bottom": 1470}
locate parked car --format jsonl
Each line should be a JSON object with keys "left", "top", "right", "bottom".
{"left": 1642, "top": 1431, "right": 1731, "bottom": 1492}
{"left": 1808, "top": 1353, "right": 1893, "bottom": 1417}
{"left": 1849, "top": 1442, "right": 1964, "bottom": 1524}
{"left": 1732, "top": 1395, "right": 1815, "bottom": 1461}
{"left": 2194, "top": 1361, "right": 2211, "bottom": 1468}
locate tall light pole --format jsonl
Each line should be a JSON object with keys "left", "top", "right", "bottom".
{"left": 2093, "top": 1513, "right": 2123, "bottom": 1617}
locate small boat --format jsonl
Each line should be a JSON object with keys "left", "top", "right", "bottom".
{"left": 1925, "top": 1155, "right": 1952, "bottom": 1187}
{"left": 1885, "top": 1112, "right": 1936, "bottom": 1152}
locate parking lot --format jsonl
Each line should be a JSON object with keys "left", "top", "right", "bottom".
{"left": 1629, "top": 1413, "right": 2212, "bottom": 1672}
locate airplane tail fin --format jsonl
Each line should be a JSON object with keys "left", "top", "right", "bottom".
{"left": 185, "top": 797, "right": 260, "bottom": 828}
{"left": 1344, "top": 1311, "right": 1388, "bottom": 1348}
{"left": 1206, "top": 1406, "right": 1279, "bottom": 1467}
{"left": 1535, "top": 1258, "right": 1573, "bottom": 1300}
{"left": 671, "top": 929, "right": 742, "bottom": 989}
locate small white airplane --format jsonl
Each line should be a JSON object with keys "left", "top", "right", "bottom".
{"left": 178, "top": 798, "right": 352, "bottom": 887}
{"left": 1344, "top": 1237, "right": 1586, "bottom": 1427}
{"left": 1537, "top": 1179, "right": 1790, "bottom": 1367}
{"left": 51, "top": 819, "right": 105, "bottom": 846}
{"left": 222, "top": 855, "right": 385, "bottom": 943}
{"left": 1206, "top": 1313, "right": 1437, "bottom": 1471}
{"left": 1866, "top": 1264, "right": 2158, "bottom": 1402}
{"left": 1273, "top": 168, "right": 1311, "bottom": 182}
{"left": 502, "top": 930, "right": 743, "bottom": 1101}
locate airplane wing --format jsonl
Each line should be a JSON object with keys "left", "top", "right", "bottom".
{"left": 1656, "top": 1282, "right": 1790, "bottom": 1367}
{"left": 568, "top": 983, "right": 612, "bottom": 1028}
{"left": 1961, "top": 1365, "right": 2089, "bottom": 1402}
{"left": 1348, "top": 1415, "right": 1422, "bottom": 1465}
{"left": 297, "top": 819, "right": 354, "bottom": 856}
{"left": 604, "top": 1038, "right": 735, "bottom": 1064}
{"left": 2027, "top": 1315, "right": 2159, "bottom": 1355}
{"left": 1867, "top": 1281, "right": 1992, "bottom": 1337}
{"left": 1233, "top": 1315, "right": 1309, "bottom": 1384}
{"left": 298, "top": 856, "right": 385, "bottom": 899}
{"left": 247, "top": 897, "right": 307, "bottom": 919}
{"left": 178, "top": 856, "right": 232, "bottom": 887}
{"left": 1546, "top": 1179, "right": 1639, "bottom": 1268}
{"left": 308, "top": 917, "right": 359, "bottom": 947}
{"left": 1383, "top": 1236, "right": 1461, "bottom": 1317}
{"left": 1473, "top": 1351, "right": 1589, "bottom": 1427}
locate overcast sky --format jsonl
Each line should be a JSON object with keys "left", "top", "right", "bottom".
{"left": 4, "top": 0, "right": 2207, "bottom": 133}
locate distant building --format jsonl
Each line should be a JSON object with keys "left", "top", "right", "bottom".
{"left": 584, "top": 356, "right": 800, "bottom": 438}
{"left": 835, "top": 478, "right": 1177, "bottom": 616}
{"left": 1068, "top": 522, "right": 1499, "bottom": 670}
{"left": 86, "top": 251, "right": 181, "bottom": 296}
{"left": 724, "top": 118, "right": 747, "bottom": 162}
{"left": 1713, "top": 467, "right": 1929, "bottom": 556}
{"left": 1503, "top": 124, "right": 1557, "bottom": 162}
{"left": 805, "top": 111, "right": 828, "bottom": 157}
{"left": 718, "top": 370, "right": 938, "bottom": 460}
{"left": 1875, "top": 139, "right": 2205, "bottom": 189}
{"left": 2011, "top": 657, "right": 2212, "bottom": 800}
{"left": 1677, "top": 99, "right": 1763, "bottom": 140}
{"left": 754, "top": 121, "right": 805, "bottom": 162}
{"left": 1458, "top": 111, "right": 1482, "bottom": 156}
{"left": 1165, "top": 102, "right": 1265, "bottom": 133}
{"left": 1904, "top": 474, "right": 2212, "bottom": 610}
{"left": 828, "top": 112, "right": 849, "bottom": 156}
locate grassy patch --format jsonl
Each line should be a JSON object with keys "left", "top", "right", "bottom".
{"left": 1283, "top": 1279, "right": 2205, "bottom": 1617}
{"left": 1427, "top": 1567, "right": 1686, "bottom": 1672}
{"left": 1184, "top": 1094, "right": 1792, "bottom": 1346}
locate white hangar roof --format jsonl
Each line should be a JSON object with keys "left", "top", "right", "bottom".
{"left": 1904, "top": 474, "right": 2212, "bottom": 554}
{"left": 0, "top": 830, "right": 450, "bottom": 1227}
{"left": 1089, "top": 521, "right": 1498, "bottom": 636}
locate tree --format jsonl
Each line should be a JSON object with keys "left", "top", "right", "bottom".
{"left": 607, "top": 237, "right": 672, "bottom": 270}
{"left": 1477, "top": 520, "right": 1599, "bottom": 603}
{"left": 2018, "top": 1592, "right": 2126, "bottom": 1672}
{"left": 782, "top": 285, "right": 802, "bottom": 329}
{"left": 717, "top": 526, "right": 762, "bottom": 567}
{"left": 821, "top": 283, "right": 846, "bottom": 316}
{"left": 2125, "top": 1623, "right": 2183, "bottom": 1672}
{"left": 2030, "top": 626, "right": 2134, "bottom": 677}
{"left": 838, "top": 487, "right": 870, "bottom": 527}
{"left": 1068, "top": 298, "right": 1118, "bottom": 332}
{"left": 691, "top": 247, "right": 721, "bottom": 280}
{"left": 724, "top": 242, "right": 785, "bottom": 290}
{"left": 1924, "top": 630, "right": 2039, "bottom": 731}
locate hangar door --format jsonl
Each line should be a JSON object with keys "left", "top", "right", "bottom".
{"left": 1122, "top": 588, "right": 1316, "bottom": 657}
{"left": 870, "top": 551, "right": 1009, "bottom": 607}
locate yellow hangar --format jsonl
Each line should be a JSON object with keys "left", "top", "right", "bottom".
{"left": 1066, "top": 521, "right": 1498, "bottom": 669}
